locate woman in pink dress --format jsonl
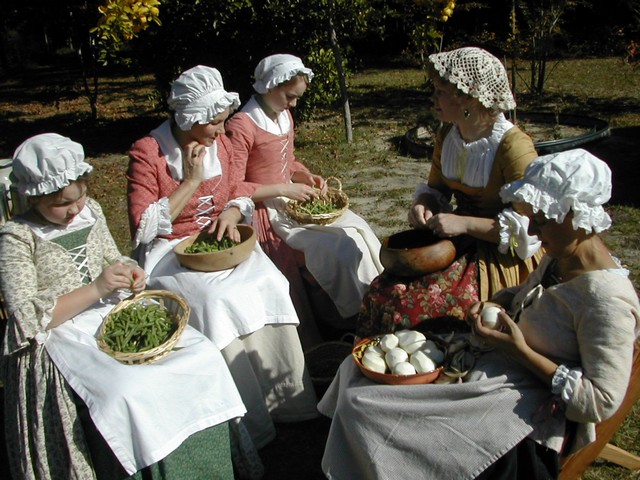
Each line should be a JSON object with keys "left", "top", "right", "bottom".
{"left": 226, "top": 54, "right": 383, "bottom": 346}
{"left": 127, "top": 66, "right": 318, "bottom": 456}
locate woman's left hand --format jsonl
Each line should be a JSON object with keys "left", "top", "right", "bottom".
{"left": 426, "top": 213, "right": 468, "bottom": 237}
{"left": 208, "top": 207, "right": 243, "bottom": 243}
{"left": 292, "top": 171, "right": 327, "bottom": 195}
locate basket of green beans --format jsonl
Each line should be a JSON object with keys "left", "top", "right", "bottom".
{"left": 285, "top": 176, "right": 349, "bottom": 225}
{"left": 97, "top": 290, "right": 190, "bottom": 365}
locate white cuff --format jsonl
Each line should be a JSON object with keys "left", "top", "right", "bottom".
{"left": 224, "top": 196, "right": 255, "bottom": 225}
{"left": 551, "top": 364, "right": 583, "bottom": 402}
{"left": 412, "top": 183, "right": 453, "bottom": 213}
{"left": 497, "top": 208, "right": 542, "bottom": 259}
{"left": 133, "top": 198, "right": 172, "bottom": 248}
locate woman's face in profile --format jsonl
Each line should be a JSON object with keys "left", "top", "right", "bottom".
{"left": 430, "top": 76, "right": 463, "bottom": 123}
{"left": 187, "top": 108, "right": 230, "bottom": 146}
{"left": 517, "top": 202, "right": 578, "bottom": 259}
{"left": 264, "top": 75, "right": 308, "bottom": 113}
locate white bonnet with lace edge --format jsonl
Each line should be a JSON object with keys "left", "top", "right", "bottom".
{"left": 428, "top": 47, "right": 516, "bottom": 112}
{"left": 11, "top": 133, "right": 93, "bottom": 197}
{"left": 500, "top": 149, "right": 612, "bottom": 233}
{"left": 253, "top": 54, "right": 314, "bottom": 94}
{"left": 168, "top": 65, "right": 240, "bottom": 131}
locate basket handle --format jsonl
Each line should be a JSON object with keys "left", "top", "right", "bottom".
{"left": 325, "top": 176, "right": 342, "bottom": 191}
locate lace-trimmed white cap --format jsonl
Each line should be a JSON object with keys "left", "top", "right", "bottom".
{"left": 500, "top": 149, "right": 612, "bottom": 233}
{"left": 428, "top": 47, "right": 516, "bottom": 112}
{"left": 11, "top": 133, "right": 93, "bottom": 196}
{"left": 168, "top": 65, "right": 240, "bottom": 131}
{"left": 252, "top": 54, "right": 314, "bottom": 94}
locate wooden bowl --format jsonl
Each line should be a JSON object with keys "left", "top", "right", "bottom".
{"left": 379, "top": 229, "right": 456, "bottom": 277}
{"left": 352, "top": 337, "right": 443, "bottom": 385}
{"left": 173, "top": 224, "right": 256, "bottom": 272}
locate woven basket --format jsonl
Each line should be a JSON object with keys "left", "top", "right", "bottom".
{"left": 285, "top": 176, "right": 349, "bottom": 225}
{"left": 97, "top": 290, "right": 190, "bottom": 365}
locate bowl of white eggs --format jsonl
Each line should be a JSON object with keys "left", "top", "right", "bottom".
{"left": 352, "top": 330, "right": 445, "bottom": 385}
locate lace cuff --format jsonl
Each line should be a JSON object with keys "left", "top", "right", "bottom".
{"left": 133, "top": 198, "right": 172, "bottom": 249}
{"left": 412, "top": 183, "right": 453, "bottom": 213}
{"left": 224, "top": 196, "right": 255, "bottom": 225}
{"left": 497, "top": 208, "right": 542, "bottom": 259}
{"left": 551, "top": 364, "right": 583, "bottom": 402}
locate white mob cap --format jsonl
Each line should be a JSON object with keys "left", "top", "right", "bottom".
{"left": 252, "top": 54, "right": 314, "bottom": 94}
{"left": 500, "top": 149, "right": 612, "bottom": 233}
{"left": 11, "top": 133, "right": 93, "bottom": 197}
{"left": 428, "top": 47, "right": 516, "bottom": 112}
{"left": 168, "top": 65, "right": 240, "bottom": 131}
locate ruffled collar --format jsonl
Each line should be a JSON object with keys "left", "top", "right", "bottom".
{"left": 241, "top": 96, "right": 291, "bottom": 135}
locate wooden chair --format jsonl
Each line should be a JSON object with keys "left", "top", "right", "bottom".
{"left": 559, "top": 342, "right": 640, "bottom": 479}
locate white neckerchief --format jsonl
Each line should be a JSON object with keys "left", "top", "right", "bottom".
{"left": 150, "top": 119, "right": 222, "bottom": 181}
{"left": 25, "top": 204, "right": 96, "bottom": 241}
{"left": 441, "top": 113, "right": 513, "bottom": 188}
{"left": 241, "top": 96, "right": 291, "bottom": 135}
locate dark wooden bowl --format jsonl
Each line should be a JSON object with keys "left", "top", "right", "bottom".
{"left": 379, "top": 229, "right": 456, "bottom": 277}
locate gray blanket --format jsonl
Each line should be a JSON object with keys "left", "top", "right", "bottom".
{"left": 318, "top": 351, "right": 566, "bottom": 480}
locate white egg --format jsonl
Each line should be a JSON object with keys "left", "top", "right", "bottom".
{"left": 362, "top": 351, "right": 387, "bottom": 373}
{"left": 366, "top": 344, "right": 385, "bottom": 357}
{"left": 379, "top": 333, "right": 399, "bottom": 352}
{"left": 392, "top": 361, "right": 417, "bottom": 375}
{"left": 385, "top": 347, "right": 409, "bottom": 368}
{"left": 397, "top": 330, "right": 427, "bottom": 353}
{"left": 410, "top": 350, "right": 438, "bottom": 373}
{"left": 481, "top": 305, "right": 502, "bottom": 330}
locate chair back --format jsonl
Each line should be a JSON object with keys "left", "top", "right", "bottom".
{"left": 559, "top": 341, "right": 640, "bottom": 478}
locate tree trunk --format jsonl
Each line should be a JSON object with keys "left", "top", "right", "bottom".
{"left": 329, "top": 3, "right": 353, "bottom": 143}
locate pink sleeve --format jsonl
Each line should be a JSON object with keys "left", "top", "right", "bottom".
{"left": 126, "top": 137, "right": 163, "bottom": 239}
{"left": 226, "top": 113, "right": 261, "bottom": 198}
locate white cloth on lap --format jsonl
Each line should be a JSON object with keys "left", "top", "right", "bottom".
{"left": 45, "top": 300, "right": 245, "bottom": 475}
{"left": 318, "top": 351, "right": 565, "bottom": 480}
{"left": 267, "top": 198, "right": 383, "bottom": 318}
{"left": 144, "top": 238, "right": 299, "bottom": 350}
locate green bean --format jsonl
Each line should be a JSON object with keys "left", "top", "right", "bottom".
{"left": 100, "top": 302, "right": 177, "bottom": 353}
{"left": 184, "top": 236, "right": 239, "bottom": 253}
{"left": 295, "top": 197, "right": 338, "bottom": 215}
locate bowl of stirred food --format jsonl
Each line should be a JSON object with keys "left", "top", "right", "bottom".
{"left": 173, "top": 224, "right": 257, "bottom": 272}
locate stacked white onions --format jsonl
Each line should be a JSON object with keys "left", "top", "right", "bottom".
{"left": 361, "top": 330, "right": 444, "bottom": 375}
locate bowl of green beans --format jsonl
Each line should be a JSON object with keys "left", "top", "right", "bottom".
{"left": 97, "top": 289, "right": 189, "bottom": 365}
{"left": 173, "top": 224, "right": 257, "bottom": 272}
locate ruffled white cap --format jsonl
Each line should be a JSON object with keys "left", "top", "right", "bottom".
{"left": 168, "top": 65, "right": 240, "bottom": 131}
{"left": 500, "top": 149, "right": 612, "bottom": 233}
{"left": 428, "top": 47, "right": 516, "bottom": 112}
{"left": 252, "top": 54, "right": 314, "bottom": 94}
{"left": 11, "top": 133, "right": 93, "bottom": 196}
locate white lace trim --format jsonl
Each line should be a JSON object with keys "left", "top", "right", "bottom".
{"left": 133, "top": 197, "right": 172, "bottom": 248}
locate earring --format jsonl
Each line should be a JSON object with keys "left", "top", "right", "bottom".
{"left": 464, "top": 109, "right": 470, "bottom": 119}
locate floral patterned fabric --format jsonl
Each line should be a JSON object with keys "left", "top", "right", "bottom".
{"left": 356, "top": 252, "right": 478, "bottom": 338}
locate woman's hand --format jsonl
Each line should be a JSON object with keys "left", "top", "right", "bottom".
{"left": 208, "top": 206, "right": 243, "bottom": 243}
{"left": 471, "top": 309, "right": 529, "bottom": 359}
{"left": 291, "top": 171, "right": 326, "bottom": 193}
{"left": 280, "top": 182, "right": 319, "bottom": 202}
{"left": 182, "top": 141, "right": 206, "bottom": 182}
{"left": 408, "top": 202, "right": 434, "bottom": 228}
{"left": 426, "top": 213, "right": 468, "bottom": 237}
